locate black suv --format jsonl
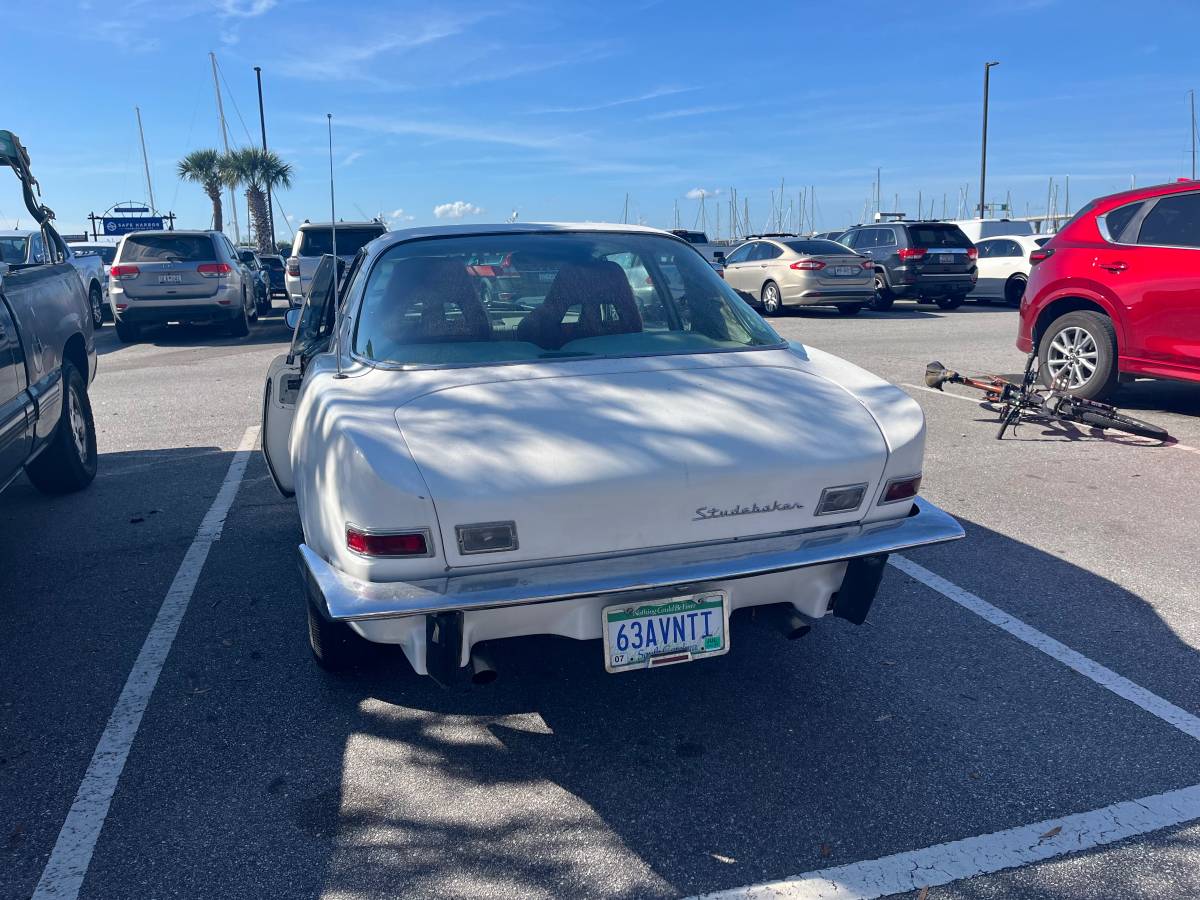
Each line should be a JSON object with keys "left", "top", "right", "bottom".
{"left": 836, "top": 221, "right": 976, "bottom": 310}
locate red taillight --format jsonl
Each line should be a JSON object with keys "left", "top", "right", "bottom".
{"left": 198, "top": 262, "right": 232, "bottom": 277}
{"left": 346, "top": 526, "right": 429, "bottom": 557}
{"left": 110, "top": 264, "right": 140, "bottom": 279}
{"left": 898, "top": 247, "right": 927, "bottom": 261}
{"left": 789, "top": 259, "right": 826, "bottom": 271}
{"left": 879, "top": 475, "right": 922, "bottom": 505}
{"left": 966, "top": 246, "right": 978, "bottom": 261}
{"left": 286, "top": 257, "right": 300, "bottom": 277}
{"left": 1029, "top": 248, "right": 1055, "bottom": 265}
{"left": 860, "top": 259, "right": 873, "bottom": 270}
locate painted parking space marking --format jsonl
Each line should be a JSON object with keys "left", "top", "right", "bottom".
{"left": 698, "top": 554, "right": 1200, "bottom": 899}
{"left": 695, "top": 783, "right": 1200, "bottom": 900}
{"left": 31, "top": 426, "right": 259, "bottom": 900}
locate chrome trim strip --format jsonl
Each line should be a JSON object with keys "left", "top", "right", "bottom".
{"left": 303, "top": 497, "right": 964, "bottom": 622}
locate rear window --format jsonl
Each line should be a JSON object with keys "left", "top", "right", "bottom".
{"left": 1034, "top": 236, "right": 1051, "bottom": 247}
{"left": 906, "top": 225, "right": 971, "bottom": 248}
{"left": 0, "top": 236, "right": 29, "bottom": 263}
{"left": 782, "top": 239, "right": 854, "bottom": 256}
{"left": 120, "top": 235, "right": 216, "bottom": 262}
{"left": 298, "top": 227, "right": 384, "bottom": 257}
{"left": 260, "top": 256, "right": 283, "bottom": 270}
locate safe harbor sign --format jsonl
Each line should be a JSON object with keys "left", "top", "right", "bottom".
{"left": 102, "top": 216, "right": 164, "bottom": 235}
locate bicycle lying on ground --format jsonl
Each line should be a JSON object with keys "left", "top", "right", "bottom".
{"left": 924, "top": 348, "right": 1170, "bottom": 441}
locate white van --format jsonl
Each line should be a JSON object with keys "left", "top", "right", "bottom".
{"left": 948, "top": 218, "right": 1034, "bottom": 244}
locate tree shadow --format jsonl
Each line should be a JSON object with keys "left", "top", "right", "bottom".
{"left": 94, "top": 315, "right": 292, "bottom": 356}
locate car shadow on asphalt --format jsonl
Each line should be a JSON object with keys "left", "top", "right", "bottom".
{"left": 93, "top": 312, "right": 293, "bottom": 355}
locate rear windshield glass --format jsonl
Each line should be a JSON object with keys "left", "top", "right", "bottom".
{"left": 299, "top": 227, "right": 384, "bottom": 257}
{"left": 0, "top": 236, "right": 29, "bottom": 263}
{"left": 79, "top": 246, "right": 117, "bottom": 263}
{"left": 353, "top": 232, "right": 782, "bottom": 367}
{"left": 120, "top": 235, "right": 216, "bottom": 262}
{"left": 907, "top": 226, "right": 971, "bottom": 248}
{"left": 782, "top": 239, "right": 854, "bottom": 255}
{"left": 1034, "top": 236, "right": 1051, "bottom": 246}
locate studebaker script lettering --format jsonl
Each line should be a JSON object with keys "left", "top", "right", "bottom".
{"left": 693, "top": 500, "right": 804, "bottom": 521}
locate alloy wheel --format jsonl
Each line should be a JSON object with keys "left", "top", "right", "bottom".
{"left": 1046, "top": 325, "right": 1098, "bottom": 389}
{"left": 762, "top": 284, "right": 780, "bottom": 315}
{"left": 68, "top": 383, "right": 89, "bottom": 462}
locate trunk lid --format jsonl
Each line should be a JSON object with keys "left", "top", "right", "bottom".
{"left": 394, "top": 364, "right": 889, "bottom": 568}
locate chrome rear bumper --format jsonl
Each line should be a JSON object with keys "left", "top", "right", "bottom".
{"left": 302, "top": 497, "right": 964, "bottom": 623}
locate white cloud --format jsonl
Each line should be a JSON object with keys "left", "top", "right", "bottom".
{"left": 532, "top": 86, "right": 694, "bottom": 115}
{"left": 341, "top": 150, "right": 364, "bottom": 167}
{"left": 433, "top": 201, "right": 482, "bottom": 220}
{"left": 387, "top": 208, "right": 415, "bottom": 224}
{"left": 686, "top": 188, "right": 720, "bottom": 200}
{"left": 214, "top": 0, "right": 277, "bottom": 16}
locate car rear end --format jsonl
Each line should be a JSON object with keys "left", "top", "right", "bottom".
{"left": 286, "top": 224, "right": 386, "bottom": 306}
{"left": 899, "top": 224, "right": 977, "bottom": 299}
{"left": 109, "top": 232, "right": 244, "bottom": 327}
{"left": 260, "top": 254, "right": 287, "bottom": 297}
{"left": 777, "top": 239, "right": 874, "bottom": 308}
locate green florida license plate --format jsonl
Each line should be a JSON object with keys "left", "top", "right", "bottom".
{"left": 602, "top": 592, "right": 729, "bottom": 673}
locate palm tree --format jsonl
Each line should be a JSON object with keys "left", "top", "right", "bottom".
{"left": 176, "top": 149, "right": 227, "bottom": 232}
{"left": 222, "top": 147, "right": 293, "bottom": 253}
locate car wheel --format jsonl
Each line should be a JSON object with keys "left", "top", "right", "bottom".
{"left": 89, "top": 285, "right": 104, "bottom": 329}
{"left": 760, "top": 281, "right": 782, "bottom": 316}
{"left": 307, "top": 598, "right": 371, "bottom": 672}
{"left": 869, "top": 273, "right": 894, "bottom": 311}
{"left": 25, "top": 361, "right": 98, "bottom": 495}
{"left": 1038, "top": 310, "right": 1118, "bottom": 400}
{"left": 836, "top": 303, "right": 863, "bottom": 316}
{"left": 935, "top": 295, "right": 965, "bottom": 310}
{"left": 229, "top": 295, "right": 251, "bottom": 337}
{"left": 115, "top": 318, "right": 140, "bottom": 343}
{"left": 248, "top": 290, "right": 259, "bottom": 323}
{"left": 1005, "top": 274, "right": 1027, "bottom": 308}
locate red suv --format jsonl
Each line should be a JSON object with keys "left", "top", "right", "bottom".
{"left": 1018, "top": 180, "right": 1200, "bottom": 400}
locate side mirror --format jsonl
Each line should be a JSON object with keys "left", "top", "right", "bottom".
{"left": 285, "top": 307, "right": 302, "bottom": 330}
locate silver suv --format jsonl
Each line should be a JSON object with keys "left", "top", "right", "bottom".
{"left": 285, "top": 221, "right": 386, "bottom": 306}
{"left": 109, "top": 230, "right": 256, "bottom": 342}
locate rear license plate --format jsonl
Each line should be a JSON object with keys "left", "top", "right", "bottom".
{"left": 158, "top": 274, "right": 183, "bottom": 284}
{"left": 602, "top": 592, "right": 729, "bottom": 673}
{"left": 938, "top": 254, "right": 955, "bottom": 264}
{"left": 834, "top": 265, "right": 856, "bottom": 276}
{"left": 537, "top": 271, "right": 555, "bottom": 283}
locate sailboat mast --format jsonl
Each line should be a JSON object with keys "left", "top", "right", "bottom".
{"left": 209, "top": 51, "right": 241, "bottom": 243}
{"left": 1190, "top": 89, "right": 1197, "bottom": 180}
{"left": 134, "top": 106, "right": 156, "bottom": 212}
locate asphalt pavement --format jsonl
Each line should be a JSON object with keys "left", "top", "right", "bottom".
{"left": 2, "top": 299, "right": 1198, "bottom": 900}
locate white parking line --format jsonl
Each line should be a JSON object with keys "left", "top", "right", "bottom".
{"left": 901, "top": 382, "right": 984, "bottom": 404}
{"left": 31, "top": 426, "right": 259, "bottom": 900}
{"left": 697, "top": 554, "right": 1200, "bottom": 899}
{"left": 695, "top": 784, "right": 1200, "bottom": 900}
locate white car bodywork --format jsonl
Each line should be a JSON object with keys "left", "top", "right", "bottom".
{"left": 263, "top": 223, "right": 962, "bottom": 682}
{"left": 969, "top": 234, "right": 1050, "bottom": 304}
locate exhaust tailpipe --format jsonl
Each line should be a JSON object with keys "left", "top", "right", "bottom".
{"left": 766, "top": 605, "right": 812, "bottom": 640}
{"left": 469, "top": 647, "right": 498, "bottom": 685}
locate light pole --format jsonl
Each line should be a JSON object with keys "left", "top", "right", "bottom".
{"left": 979, "top": 60, "right": 1000, "bottom": 218}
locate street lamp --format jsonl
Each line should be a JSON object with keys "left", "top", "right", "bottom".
{"left": 979, "top": 60, "right": 1000, "bottom": 218}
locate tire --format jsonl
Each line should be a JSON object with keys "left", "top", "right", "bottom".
{"left": 1038, "top": 310, "right": 1118, "bottom": 400}
{"left": 88, "top": 285, "right": 104, "bottom": 329}
{"left": 1075, "top": 408, "right": 1169, "bottom": 441}
{"left": 869, "top": 273, "right": 894, "bottom": 311}
{"left": 1004, "top": 275, "right": 1027, "bottom": 308}
{"left": 228, "top": 295, "right": 251, "bottom": 337}
{"left": 935, "top": 295, "right": 965, "bottom": 310}
{"left": 836, "top": 303, "right": 863, "bottom": 316}
{"left": 25, "top": 362, "right": 97, "bottom": 495}
{"left": 307, "top": 598, "right": 371, "bottom": 672}
{"left": 760, "top": 281, "right": 782, "bottom": 316}
{"left": 115, "top": 318, "right": 140, "bottom": 343}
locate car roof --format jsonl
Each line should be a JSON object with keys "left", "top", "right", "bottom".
{"left": 120, "top": 230, "right": 217, "bottom": 238}
{"left": 370, "top": 221, "right": 683, "bottom": 252}
{"left": 0, "top": 229, "right": 36, "bottom": 237}
{"left": 297, "top": 221, "right": 386, "bottom": 229}
{"left": 1091, "top": 179, "right": 1199, "bottom": 207}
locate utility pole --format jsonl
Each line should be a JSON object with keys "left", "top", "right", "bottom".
{"left": 875, "top": 167, "right": 881, "bottom": 216}
{"left": 254, "top": 66, "right": 275, "bottom": 246}
{"left": 209, "top": 52, "right": 241, "bottom": 244}
{"left": 979, "top": 60, "right": 1000, "bottom": 218}
{"left": 134, "top": 106, "right": 156, "bottom": 213}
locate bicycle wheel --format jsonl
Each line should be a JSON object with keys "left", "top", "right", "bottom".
{"left": 1075, "top": 409, "right": 1170, "bottom": 440}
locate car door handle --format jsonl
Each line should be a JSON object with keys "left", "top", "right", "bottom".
{"left": 1099, "top": 261, "right": 1128, "bottom": 273}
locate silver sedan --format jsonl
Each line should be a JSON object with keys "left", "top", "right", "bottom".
{"left": 723, "top": 238, "right": 875, "bottom": 316}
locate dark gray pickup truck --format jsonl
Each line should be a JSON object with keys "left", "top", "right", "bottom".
{"left": 0, "top": 130, "right": 98, "bottom": 496}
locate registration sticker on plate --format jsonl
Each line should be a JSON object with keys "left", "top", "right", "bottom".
{"left": 158, "top": 274, "right": 184, "bottom": 284}
{"left": 602, "top": 592, "right": 729, "bottom": 673}
{"left": 938, "top": 254, "right": 955, "bottom": 264}
{"left": 833, "top": 265, "right": 856, "bottom": 276}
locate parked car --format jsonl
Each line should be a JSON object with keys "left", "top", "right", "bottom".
{"left": 237, "top": 248, "right": 272, "bottom": 316}
{"left": 260, "top": 223, "right": 962, "bottom": 681}
{"left": 1018, "top": 180, "right": 1200, "bottom": 400}
{"left": 108, "top": 230, "right": 257, "bottom": 343}
{"left": 948, "top": 218, "right": 1035, "bottom": 244}
{"left": 811, "top": 231, "right": 849, "bottom": 243}
{"left": 2, "top": 231, "right": 107, "bottom": 329}
{"left": 969, "top": 234, "right": 1051, "bottom": 306}
{"left": 669, "top": 229, "right": 735, "bottom": 265}
{"left": 259, "top": 253, "right": 288, "bottom": 300}
{"left": 0, "top": 129, "right": 98, "bottom": 497}
{"left": 838, "top": 222, "right": 977, "bottom": 310}
{"left": 285, "top": 220, "right": 387, "bottom": 306}
{"left": 722, "top": 237, "right": 875, "bottom": 315}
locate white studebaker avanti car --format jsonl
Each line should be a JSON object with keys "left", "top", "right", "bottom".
{"left": 261, "top": 223, "right": 963, "bottom": 684}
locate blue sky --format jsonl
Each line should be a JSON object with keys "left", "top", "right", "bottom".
{"left": 5, "top": 0, "right": 1199, "bottom": 241}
